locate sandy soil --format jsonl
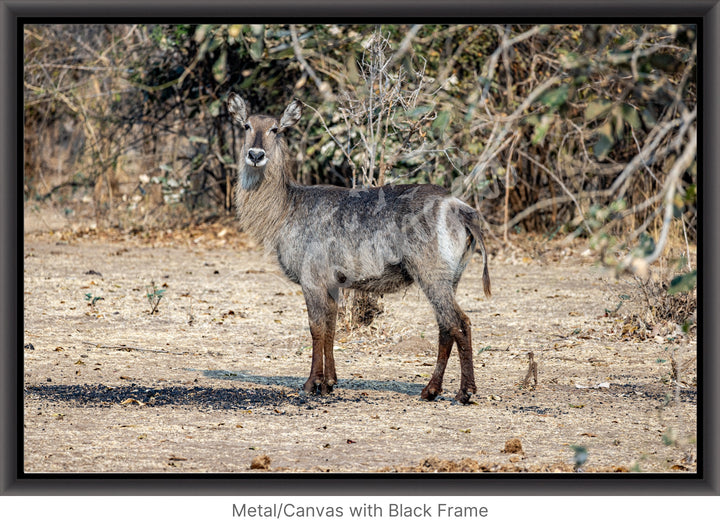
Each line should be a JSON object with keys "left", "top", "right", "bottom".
{"left": 22, "top": 226, "right": 697, "bottom": 473}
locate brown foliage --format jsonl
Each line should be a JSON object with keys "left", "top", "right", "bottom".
{"left": 24, "top": 24, "right": 696, "bottom": 271}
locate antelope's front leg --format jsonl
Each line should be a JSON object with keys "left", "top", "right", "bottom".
{"left": 303, "top": 289, "right": 336, "bottom": 395}
{"left": 322, "top": 297, "right": 339, "bottom": 392}
{"left": 304, "top": 322, "right": 326, "bottom": 394}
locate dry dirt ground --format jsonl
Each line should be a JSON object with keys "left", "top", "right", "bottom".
{"left": 22, "top": 223, "right": 697, "bottom": 474}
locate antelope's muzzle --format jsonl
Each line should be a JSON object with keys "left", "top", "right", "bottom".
{"left": 247, "top": 148, "right": 267, "bottom": 167}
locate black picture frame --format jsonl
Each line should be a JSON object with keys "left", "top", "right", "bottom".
{"left": 4, "top": 0, "right": 717, "bottom": 497}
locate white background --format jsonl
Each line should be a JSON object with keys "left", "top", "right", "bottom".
{"left": 1, "top": 495, "right": 716, "bottom": 531}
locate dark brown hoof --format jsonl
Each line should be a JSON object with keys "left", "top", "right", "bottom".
{"left": 303, "top": 380, "right": 335, "bottom": 395}
{"left": 303, "top": 379, "right": 322, "bottom": 394}
{"left": 318, "top": 382, "right": 334, "bottom": 395}
{"left": 421, "top": 384, "right": 441, "bottom": 401}
{"left": 324, "top": 378, "right": 336, "bottom": 394}
{"left": 454, "top": 389, "right": 473, "bottom": 404}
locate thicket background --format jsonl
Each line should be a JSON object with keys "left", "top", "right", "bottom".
{"left": 24, "top": 23, "right": 697, "bottom": 289}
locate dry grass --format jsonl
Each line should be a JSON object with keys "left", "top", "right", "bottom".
{"left": 606, "top": 268, "right": 697, "bottom": 342}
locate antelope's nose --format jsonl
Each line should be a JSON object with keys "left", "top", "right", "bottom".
{"left": 247, "top": 149, "right": 266, "bottom": 164}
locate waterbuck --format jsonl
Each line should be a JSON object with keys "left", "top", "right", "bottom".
{"left": 228, "top": 93, "right": 491, "bottom": 404}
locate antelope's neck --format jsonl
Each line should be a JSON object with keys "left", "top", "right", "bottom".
{"left": 234, "top": 165, "right": 292, "bottom": 247}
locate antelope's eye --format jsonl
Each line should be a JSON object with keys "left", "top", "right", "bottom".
{"left": 269, "top": 126, "right": 279, "bottom": 134}
{"left": 243, "top": 123, "right": 251, "bottom": 131}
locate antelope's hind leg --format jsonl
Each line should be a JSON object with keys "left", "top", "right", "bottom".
{"left": 420, "top": 282, "right": 477, "bottom": 404}
{"left": 421, "top": 327, "right": 454, "bottom": 401}
{"left": 451, "top": 308, "right": 476, "bottom": 404}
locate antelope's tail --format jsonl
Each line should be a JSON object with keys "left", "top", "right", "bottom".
{"left": 461, "top": 208, "right": 491, "bottom": 298}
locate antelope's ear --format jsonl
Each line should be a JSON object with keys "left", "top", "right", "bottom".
{"left": 227, "top": 93, "right": 248, "bottom": 125}
{"left": 279, "top": 99, "right": 302, "bottom": 132}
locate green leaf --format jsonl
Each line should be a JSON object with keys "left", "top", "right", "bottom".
{"left": 207, "top": 36, "right": 222, "bottom": 54}
{"left": 673, "top": 193, "right": 686, "bottom": 218}
{"left": 249, "top": 25, "right": 265, "bottom": 61}
{"left": 212, "top": 49, "right": 227, "bottom": 83}
{"left": 558, "top": 50, "right": 582, "bottom": 69}
{"left": 621, "top": 104, "right": 642, "bottom": 130}
{"left": 641, "top": 108, "right": 657, "bottom": 128}
{"left": 432, "top": 110, "right": 452, "bottom": 136}
{"left": 612, "top": 107, "right": 625, "bottom": 139}
{"left": 531, "top": 113, "right": 553, "bottom": 145}
{"left": 667, "top": 270, "right": 697, "bottom": 294}
{"left": 610, "top": 198, "right": 627, "bottom": 212}
{"left": 238, "top": 68, "right": 258, "bottom": 89}
{"left": 538, "top": 84, "right": 569, "bottom": 108}
{"left": 208, "top": 100, "right": 222, "bottom": 118}
{"left": 593, "top": 122, "right": 614, "bottom": 160}
{"left": 250, "top": 39, "right": 264, "bottom": 61}
{"left": 584, "top": 100, "right": 613, "bottom": 121}
{"left": 405, "top": 104, "right": 435, "bottom": 119}
{"left": 194, "top": 25, "right": 210, "bottom": 44}
{"left": 638, "top": 233, "right": 656, "bottom": 257}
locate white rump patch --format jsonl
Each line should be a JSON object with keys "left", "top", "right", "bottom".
{"left": 436, "top": 198, "right": 465, "bottom": 266}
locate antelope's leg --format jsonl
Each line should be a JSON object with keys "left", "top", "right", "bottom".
{"left": 302, "top": 288, "right": 331, "bottom": 395}
{"left": 304, "top": 321, "right": 326, "bottom": 394}
{"left": 419, "top": 278, "right": 477, "bottom": 404}
{"left": 303, "top": 288, "right": 339, "bottom": 395}
{"left": 452, "top": 308, "right": 476, "bottom": 404}
{"left": 322, "top": 297, "right": 338, "bottom": 392}
{"left": 421, "top": 327, "right": 454, "bottom": 401}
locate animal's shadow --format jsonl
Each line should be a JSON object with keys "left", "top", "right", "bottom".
{"left": 202, "top": 369, "right": 427, "bottom": 398}
{"left": 24, "top": 372, "right": 429, "bottom": 412}
{"left": 24, "top": 382, "right": 368, "bottom": 411}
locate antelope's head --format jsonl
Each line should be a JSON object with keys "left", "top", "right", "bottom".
{"left": 228, "top": 93, "right": 302, "bottom": 177}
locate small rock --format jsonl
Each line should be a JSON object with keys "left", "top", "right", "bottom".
{"left": 503, "top": 438, "right": 523, "bottom": 454}
{"left": 250, "top": 454, "right": 271, "bottom": 470}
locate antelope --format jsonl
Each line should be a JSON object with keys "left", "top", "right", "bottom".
{"left": 227, "top": 93, "right": 491, "bottom": 404}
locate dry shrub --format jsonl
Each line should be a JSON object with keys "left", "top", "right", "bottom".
{"left": 607, "top": 266, "right": 697, "bottom": 340}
